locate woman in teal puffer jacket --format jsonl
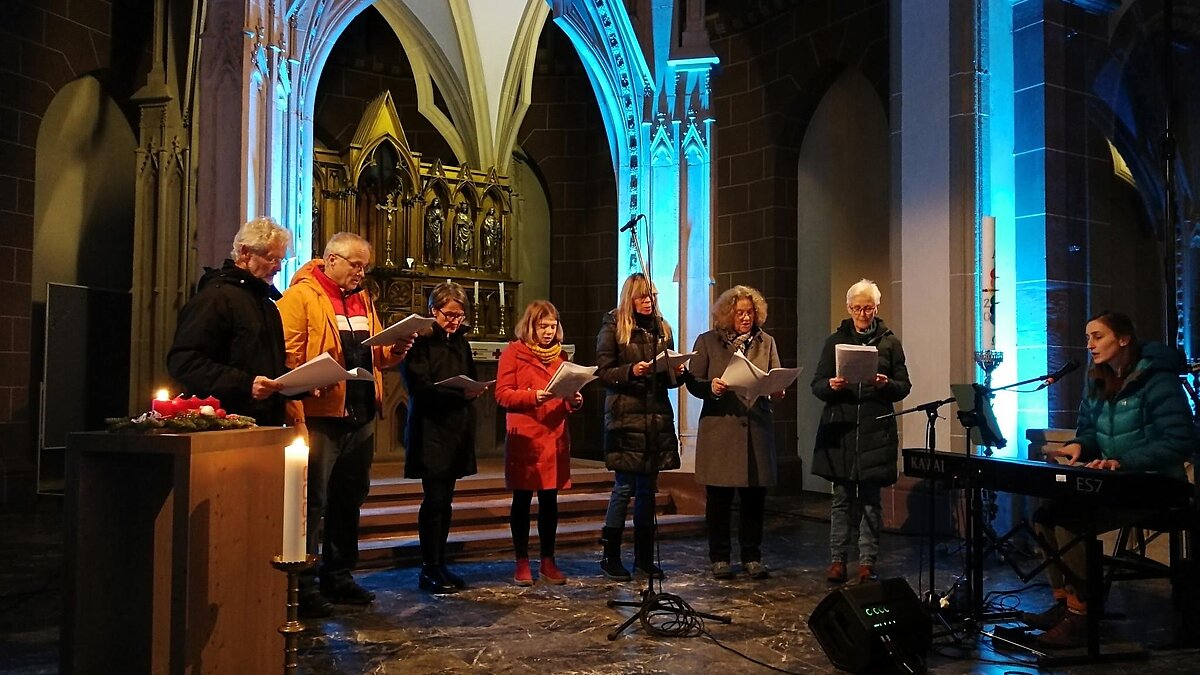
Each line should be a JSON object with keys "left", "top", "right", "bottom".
{"left": 1025, "top": 310, "right": 1196, "bottom": 649}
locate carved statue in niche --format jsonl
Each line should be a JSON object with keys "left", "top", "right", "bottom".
{"left": 453, "top": 201, "right": 474, "bottom": 267}
{"left": 480, "top": 207, "right": 502, "bottom": 270}
{"left": 424, "top": 197, "right": 444, "bottom": 265}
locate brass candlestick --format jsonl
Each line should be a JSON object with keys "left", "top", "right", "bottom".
{"left": 974, "top": 349, "right": 1004, "bottom": 388}
{"left": 271, "top": 554, "right": 317, "bottom": 674}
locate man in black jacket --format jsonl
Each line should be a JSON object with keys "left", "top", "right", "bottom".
{"left": 167, "top": 217, "right": 291, "bottom": 425}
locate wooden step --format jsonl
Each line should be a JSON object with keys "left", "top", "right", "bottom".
{"left": 357, "top": 513, "right": 707, "bottom": 568}
{"left": 352, "top": 459, "right": 706, "bottom": 569}
{"left": 359, "top": 490, "right": 671, "bottom": 534}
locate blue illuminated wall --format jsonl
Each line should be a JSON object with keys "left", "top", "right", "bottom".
{"left": 982, "top": 0, "right": 1036, "bottom": 457}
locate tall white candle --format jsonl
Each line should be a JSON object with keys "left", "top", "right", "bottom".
{"left": 981, "top": 215, "right": 996, "bottom": 351}
{"left": 498, "top": 281, "right": 505, "bottom": 307}
{"left": 282, "top": 437, "right": 309, "bottom": 562}
{"left": 473, "top": 280, "right": 480, "bottom": 304}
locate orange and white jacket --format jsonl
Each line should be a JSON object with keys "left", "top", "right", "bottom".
{"left": 277, "top": 259, "right": 405, "bottom": 426}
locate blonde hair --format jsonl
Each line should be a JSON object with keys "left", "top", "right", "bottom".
{"left": 846, "top": 278, "right": 881, "bottom": 305}
{"left": 712, "top": 285, "right": 768, "bottom": 331}
{"left": 514, "top": 300, "right": 564, "bottom": 344}
{"left": 231, "top": 216, "right": 291, "bottom": 258}
{"left": 614, "top": 273, "right": 672, "bottom": 345}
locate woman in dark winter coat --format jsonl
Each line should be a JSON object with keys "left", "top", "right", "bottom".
{"left": 494, "top": 300, "right": 583, "bottom": 586}
{"left": 1022, "top": 310, "right": 1196, "bottom": 650}
{"left": 401, "top": 281, "right": 481, "bottom": 594}
{"left": 685, "top": 285, "right": 781, "bottom": 580}
{"left": 595, "top": 272, "right": 686, "bottom": 580}
{"left": 811, "top": 279, "right": 911, "bottom": 584}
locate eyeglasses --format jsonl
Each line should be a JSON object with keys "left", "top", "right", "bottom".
{"left": 330, "top": 252, "right": 372, "bottom": 274}
{"left": 437, "top": 309, "right": 467, "bottom": 323}
{"left": 848, "top": 305, "right": 877, "bottom": 315}
{"left": 734, "top": 309, "right": 756, "bottom": 319}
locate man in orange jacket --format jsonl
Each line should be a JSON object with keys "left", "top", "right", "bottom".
{"left": 278, "top": 232, "right": 413, "bottom": 618}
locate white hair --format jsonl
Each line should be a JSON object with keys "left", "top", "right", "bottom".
{"left": 323, "top": 231, "right": 370, "bottom": 258}
{"left": 845, "top": 278, "right": 881, "bottom": 305}
{"left": 230, "top": 217, "right": 291, "bottom": 258}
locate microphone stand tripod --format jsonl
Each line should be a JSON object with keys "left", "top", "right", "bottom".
{"left": 606, "top": 214, "right": 730, "bottom": 640}
{"left": 880, "top": 397, "right": 958, "bottom": 624}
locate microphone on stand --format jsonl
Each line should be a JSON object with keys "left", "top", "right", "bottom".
{"left": 1043, "top": 359, "right": 1080, "bottom": 386}
{"left": 620, "top": 213, "right": 644, "bottom": 233}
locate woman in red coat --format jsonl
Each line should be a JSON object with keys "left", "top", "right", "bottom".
{"left": 494, "top": 300, "right": 583, "bottom": 585}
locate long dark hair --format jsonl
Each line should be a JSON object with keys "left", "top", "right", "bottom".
{"left": 1087, "top": 310, "right": 1140, "bottom": 401}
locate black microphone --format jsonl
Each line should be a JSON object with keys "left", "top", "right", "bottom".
{"left": 1044, "top": 359, "right": 1079, "bottom": 385}
{"left": 620, "top": 213, "right": 644, "bottom": 232}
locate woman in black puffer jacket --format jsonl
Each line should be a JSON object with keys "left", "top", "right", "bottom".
{"left": 811, "top": 279, "right": 911, "bottom": 584}
{"left": 595, "top": 273, "right": 686, "bottom": 581}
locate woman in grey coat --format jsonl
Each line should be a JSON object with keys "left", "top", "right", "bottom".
{"left": 685, "top": 285, "right": 782, "bottom": 580}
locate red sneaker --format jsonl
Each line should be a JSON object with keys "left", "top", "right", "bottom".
{"left": 540, "top": 557, "right": 567, "bottom": 585}
{"left": 513, "top": 559, "right": 534, "bottom": 586}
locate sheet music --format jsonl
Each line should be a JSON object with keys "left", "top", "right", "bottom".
{"left": 435, "top": 375, "right": 495, "bottom": 397}
{"left": 652, "top": 349, "right": 697, "bottom": 373}
{"left": 275, "top": 352, "right": 375, "bottom": 396}
{"left": 835, "top": 343, "right": 878, "bottom": 384}
{"left": 719, "top": 351, "right": 802, "bottom": 403}
{"left": 545, "top": 361, "right": 598, "bottom": 398}
{"left": 362, "top": 313, "right": 436, "bottom": 347}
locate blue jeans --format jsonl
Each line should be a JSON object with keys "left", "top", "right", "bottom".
{"left": 604, "top": 471, "right": 657, "bottom": 528}
{"left": 830, "top": 480, "right": 881, "bottom": 565}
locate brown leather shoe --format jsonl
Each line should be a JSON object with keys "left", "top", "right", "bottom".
{"left": 826, "top": 561, "right": 847, "bottom": 583}
{"left": 1036, "top": 611, "right": 1089, "bottom": 649}
{"left": 1021, "top": 600, "right": 1068, "bottom": 631}
{"left": 857, "top": 564, "right": 878, "bottom": 583}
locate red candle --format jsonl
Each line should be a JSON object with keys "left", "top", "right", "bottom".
{"left": 201, "top": 395, "right": 220, "bottom": 409}
{"left": 184, "top": 396, "right": 203, "bottom": 410}
{"left": 152, "top": 390, "right": 176, "bottom": 417}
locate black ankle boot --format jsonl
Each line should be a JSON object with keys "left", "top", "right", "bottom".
{"left": 599, "top": 526, "right": 632, "bottom": 580}
{"left": 418, "top": 564, "right": 458, "bottom": 594}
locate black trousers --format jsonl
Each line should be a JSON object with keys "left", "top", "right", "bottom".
{"left": 301, "top": 418, "right": 374, "bottom": 592}
{"left": 418, "top": 476, "right": 458, "bottom": 567}
{"left": 705, "top": 485, "right": 767, "bottom": 563}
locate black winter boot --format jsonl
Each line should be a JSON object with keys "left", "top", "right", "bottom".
{"left": 599, "top": 527, "right": 632, "bottom": 580}
{"left": 634, "top": 524, "right": 665, "bottom": 579}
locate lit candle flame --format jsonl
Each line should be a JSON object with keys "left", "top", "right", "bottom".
{"left": 155, "top": 389, "right": 170, "bottom": 401}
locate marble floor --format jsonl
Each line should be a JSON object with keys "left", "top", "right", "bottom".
{"left": 3, "top": 495, "right": 1199, "bottom": 674}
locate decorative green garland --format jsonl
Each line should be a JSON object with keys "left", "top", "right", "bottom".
{"left": 106, "top": 409, "right": 258, "bottom": 433}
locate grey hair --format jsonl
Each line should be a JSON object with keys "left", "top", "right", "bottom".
{"left": 846, "top": 278, "right": 881, "bottom": 305}
{"left": 428, "top": 281, "right": 470, "bottom": 313}
{"left": 230, "top": 217, "right": 291, "bottom": 258}
{"left": 323, "top": 231, "right": 371, "bottom": 259}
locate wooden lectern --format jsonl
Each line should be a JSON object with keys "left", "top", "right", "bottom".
{"left": 63, "top": 427, "right": 297, "bottom": 674}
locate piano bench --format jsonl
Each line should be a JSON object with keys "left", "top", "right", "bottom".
{"left": 1104, "top": 508, "right": 1200, "bottom": 599}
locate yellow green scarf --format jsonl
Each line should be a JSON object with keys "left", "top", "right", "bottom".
{"left": 527, "top": 342, "right": 562, "bottom": 365}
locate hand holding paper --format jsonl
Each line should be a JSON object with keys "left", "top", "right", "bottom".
{"left": 652, "top": 349, "right": 696, "bottom": 373}
{"left": 719, "top": 352, "right": 801, "bottom": 403}
{"left": 275, "top": 352, "right": 375, "bottom": 396}
{"left": 834, "top": 344, "right": 878, "bottom": 385}
{"left": 545, "top": 361, "right": 598, "bottom": 398}
{"left": 435, "top": 375, "right": 494, "bottom": 398}
{"left": 362, "top": 313, "right": 437, "bottom": 347}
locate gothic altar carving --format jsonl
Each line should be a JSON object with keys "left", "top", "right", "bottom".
{"left": 311, "top": 91, "right": 517, "bottom": 341}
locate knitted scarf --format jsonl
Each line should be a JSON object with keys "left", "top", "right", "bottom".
{"left": 527, "top": 341, "right": 562, "bottom": 365}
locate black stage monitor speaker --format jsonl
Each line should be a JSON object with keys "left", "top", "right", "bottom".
{"left": 808, "top": 578, "right": 932, "bottom": 673}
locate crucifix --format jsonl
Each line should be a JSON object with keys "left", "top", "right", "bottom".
{"left": 375, "top": 192, "right": 399, "bottom": 268}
